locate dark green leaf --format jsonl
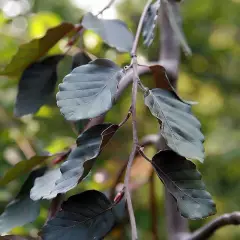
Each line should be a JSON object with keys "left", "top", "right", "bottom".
{"left": 152, "top": 150, "right": 216, "bottom": 219}
{"left": 0, "top": 236, "right": 36, "bottom": 240}
{"left": 0, "top": 23, "right": 74, "bottom": 77}
{"left": 0, "top": 155, "right": 50, "bottom": 187}
{"left": 42, "top": 190, "right": 122, "bottom": 240}
{"left": 82, "top": 13, "right": 134, "bottom": 52}
{"left": 144, "top": 88, "right": 204, "bottom": 162}
{"left": 14, "top": 55, "right": 64, "bottom": 117}
{"left": 71, "top": 52, "right": 93, "bottom": 133}
{"left": 0, "top": 168, "right": 45, "bottom": 233}
{"left": 71, "top": 51, "right": 92, "bottom": 70}
{"left": 142, "top": 0, "right": 161, "bottom": 47}
{"left": 30, "top": 168, "right": 62, "bottom": 201}
{"left": 57, "top": 59, "right": 124, "bottom": 121}
{"left": 42, "top": 124, "right": 118, "bottom": 198}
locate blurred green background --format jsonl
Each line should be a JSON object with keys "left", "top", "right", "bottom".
{"left": 0, "top": 0, "right": 239, "bottom": 239}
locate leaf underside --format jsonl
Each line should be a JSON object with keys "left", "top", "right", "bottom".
{"left": 57, "top": 58, "right": 123, "bottom": 121}
{"left": 42, "top": 190, "right": 120, "bottom": 240}
{"left": 152, "top": 150, "right": 216, "bottom": 219}
{"left": 142, "top": 0, "right": 161, "bottom": 47}
{"left": 0, "top": 168, "right": 45, "bottom": 233}
{"left": 145, "top": 88, "right": 205, "bottom": 162}
{"left": 15, "top": 55, "right": 64, "bottom": 117}
{"left": 43, "top": 124, "right": 118, "bottom": 198}
{"left": 0, "top": 22, "right": 74, "bottom": 77}
{"left": 82, "top": 12, "right": 134, "bottom": 52}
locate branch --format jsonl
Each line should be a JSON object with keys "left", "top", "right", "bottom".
{"left": 97, "top": 0, "right": 116, "bottom": 16}
{"left": 123, "top": 1, "right": 153, "bottom": 239}
{"left": 46, "top": 194, "right": 64, "bottom": 222}
{"left": 189, "top": 212, "right": 240, "bottom": 240}
{"left": 110, "top": 134, "right": 159, "bottom": 200}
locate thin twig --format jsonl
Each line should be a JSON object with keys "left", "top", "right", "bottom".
{"left": 123, "top": 2, "right": 153, "bottom": 239}
{"left": 150, "top": 171, "right": 159, "bottom": 240}
{"left": 97, "top": 0, "right": 116, "bottom": 16}
{"left": 110, "top": 134, "right": 159, "bottom": 200}
{"left": 189, "top": 212, "right": 240, "bottom": 240}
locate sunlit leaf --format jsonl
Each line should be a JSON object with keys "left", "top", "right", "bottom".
{"left": 14, "top": 55, "right": 64, "bottom": 117}
{"left": 30, "top": 168, "right": 62, "bottom": 201}
{"left": 144, "top": 88, "right": 204, "bottom": 162}
{"left": 0, "top": 155, "right": 51, "bottom": 187}
{"left": 152, "top": 150, "right": 216, "bottom": 219}
{"left": 46, "top": 124, "right": 119, "bottom": 198}
{"left": 82, "top": 13, "right": 134, "bottom": 52}
{"left": 142, "top": 0, "right": 161, "bottom": 47}
{"left": 0, "top": 22, "right": 74, "bottom": 77}
{"left": 57, "top": 59, "right": 124, "bottom": 121}
{"left": 0, "top": 168, "right": 45, "bottom": 233}
{"left": 42, "top": 190, "right": 123, "bottom": 240}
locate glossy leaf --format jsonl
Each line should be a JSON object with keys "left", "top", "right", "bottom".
{"left": 0, "top": 155, "right": 51, "bottom": 187}
{"left": 0, "top": 168, "right": 45, "bottom": 233}
{"left": 152, "top": 150, "right": 216, "bottom": 219}
{"left": 145, "top": 88, "right": 205, "bottom": 162}
{"left": 44, "top": 124, "right": 118, "bottom": 198}
{"left": 57, "top": 59, "right": 124, "bottom": 121}
{"left": 0, "top": 23, "right": 74, "bottom": 77}
{"left": 14, "top": 55, "right": 64, "bottom": 117}
{"left": 42, "top": 190, "right": 122, "bottom": 240}
{"left": 142, "top": 0, "right": 161, "bottom": 47}
{"left": 30, "top": 168, "right": 62, "bottom": 201}
{"left": 82, "top": 13, "right": 134, "bottom": 52}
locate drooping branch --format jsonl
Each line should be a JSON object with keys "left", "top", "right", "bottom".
{"left": 123, "top": 1, "right": 153, "bottom": 239}
{"left": 188, "top": 212, "right": 240, "bottom": 240}
{"left": 158, "top": 1, "right": 189, "bottom": 240}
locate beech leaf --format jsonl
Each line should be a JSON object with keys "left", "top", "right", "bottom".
{"left": 42, "top": 190, "right": 123, "bottom": 240}
{"left": 57, "top": 59, "right": 124, "bottom": 121}
{"left": 44, "top": 124, "right": 119, "bottom": 198}
{"left": 152, "top": 150, "right": 216, "bottom": 219}
{"left": 82, "top": 13, "right": 134, "bottom": 52}
{"left": 0, "top": 168, "right": 45, "bottom": 233}
{"left": 145, "top": 88, "right": 205, "bottom": 162}
{"left": 0, "top": 23, "right": 74, "bottom": 77}
{"left": 142, "top": 0, "right": 161, "bottom": 47}
{"left": 14, "top": 55, "right": 64, "bottom": 117}
{"left": 0, "top": 155, "right": 52, "bottom": 187}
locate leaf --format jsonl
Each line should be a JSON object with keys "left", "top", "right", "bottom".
{"left": 42, "top": 190, "right": 122, "bottom": 240}
{"left": 14, "top": 55, "right": 64, "bottom": 117}
{"left": 82, "top": 13, "right": 134, "bottom": 52}
{"left": 0, "top": 235, "right": 36, "bottom": 240}
{"left": 152, "top": 150, "right": 216, "bottom": 219}
{"left": 71, "top": 52, "right": 93, "bottom": 133}
{"left": 144, "top": 88, "right": 205, "bottom": 162}
{"left": 142, "top": 0, "right": 161, "bottom": 47}
{"left": 148, "top": 65, "right": 197, "bottom": 105}
{"left": 30, "top": 168, "right": 62, "bottom": 201}
{"left": 0, "top": 168, "right": 45, "bottom": 233}
{"left": 57, "top": 59, "right": 124, "bottom": 121}
{"left": 0, "top": 155, "right": 51, "bottom": 187}
{"left": 0, "top": 22, "right": 74, "bottom": 77}
{"left": 46, "top": 124, "right": 119, "bottom": 198}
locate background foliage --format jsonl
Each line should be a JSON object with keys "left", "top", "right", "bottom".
{"left": 0, "top": 0, "right": 239, "bottom": 239}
